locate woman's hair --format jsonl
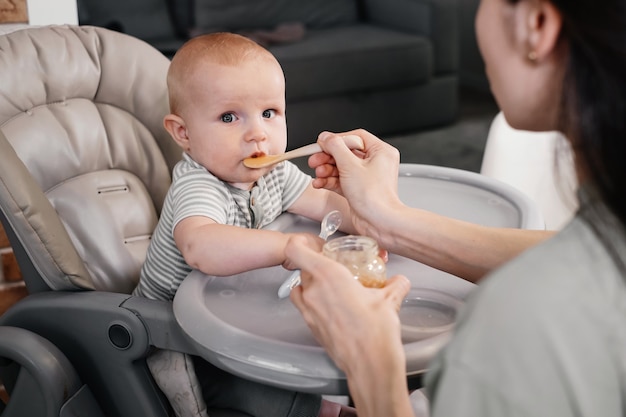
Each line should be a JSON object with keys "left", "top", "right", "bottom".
{"left": 550, "top": 0, "right": 626, "bottom": 226}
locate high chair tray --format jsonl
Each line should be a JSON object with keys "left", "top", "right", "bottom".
{"left": 173, "top": 163, "right": 544, "bottom": 394}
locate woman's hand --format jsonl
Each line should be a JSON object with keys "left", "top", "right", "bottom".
{"left": 286, "top": 235, "right": 413, "bottom": 416}
{"left": 286, "top": 235, "right": 410, "bottom": 379}
{"left": 280, "top": 232, "right": 325, "bottom": 271}
{"left": 308, "top": 129, "right": 405, "bottom": 242}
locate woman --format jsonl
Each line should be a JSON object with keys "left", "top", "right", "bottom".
{"left": 286, "top": 0, "right": 626, "bottom": 416}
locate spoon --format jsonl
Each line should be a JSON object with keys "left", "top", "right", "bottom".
{"left": 244, "top": 135, "right": 364, "bottom": 169}
{"left": 277, "top": 210, "right": 343, "bottom": 299}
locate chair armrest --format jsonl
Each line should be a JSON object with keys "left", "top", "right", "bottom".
{"left": 361, "top": 0, "right": 459, "bottom": 74}
{"left": 0, "top": 326, "right": 98, "bottom": 417}
{"left": 0, "top": 292, "right": 172, "bottom": 417}
{"left": 120, "top": 295, "right": 201, "bottom": 353}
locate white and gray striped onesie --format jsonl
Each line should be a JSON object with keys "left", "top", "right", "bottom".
{"left": 134, "top": 152, "right": 310, "bottom": 301}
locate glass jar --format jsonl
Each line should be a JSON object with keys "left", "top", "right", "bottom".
{"left": 322, "top": 235, "right": 387, "bottom": 288}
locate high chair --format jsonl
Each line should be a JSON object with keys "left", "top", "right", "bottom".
{"left": 0, "top": 25, "right": 249, "bottom": 417}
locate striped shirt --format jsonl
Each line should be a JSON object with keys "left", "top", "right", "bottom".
{"left": 133, "top": 152, "right": 311, "bottom": 301}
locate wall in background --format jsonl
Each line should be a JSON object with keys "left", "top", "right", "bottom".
{"left": 27, "top": 0, "right": 77, "bottom": 25}
{"left": 0, "top": 0, "right": 77, "bottom": 36}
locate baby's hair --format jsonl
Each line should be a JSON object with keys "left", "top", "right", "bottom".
{"left": 167, "top": 32, "right": 277, "bottom": 114}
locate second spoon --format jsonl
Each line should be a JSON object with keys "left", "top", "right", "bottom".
{"left": 277, "top": 210, "right": 342, "bottom": 299}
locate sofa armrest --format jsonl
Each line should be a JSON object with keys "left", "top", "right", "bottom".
{"left": 361, "top": 0, "right": 459, "bottom": 74}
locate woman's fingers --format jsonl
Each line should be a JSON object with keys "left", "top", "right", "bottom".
{"left": 383, "top": 274, "right": 412, "bottom": 312}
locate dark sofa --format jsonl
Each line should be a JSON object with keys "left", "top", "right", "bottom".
{"left": 79, "top": 0, "right": 459, "bottom": 148}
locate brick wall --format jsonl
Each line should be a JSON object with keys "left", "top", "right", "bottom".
{"left": 0, "top": 221, "right": 27, "bottom": 316}
{"left": 0, "top": 0, "right": 28, "bottom": 24}
{"left": 0, "top": 221, "right": 27, "bottom": 404}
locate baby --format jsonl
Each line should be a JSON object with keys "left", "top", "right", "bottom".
{"left": 133, "top": 32, "right": 357, "bottom": 417}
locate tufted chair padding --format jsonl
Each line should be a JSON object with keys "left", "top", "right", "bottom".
{"left": 0, "top": 25, "right": 180, "bottom": 293}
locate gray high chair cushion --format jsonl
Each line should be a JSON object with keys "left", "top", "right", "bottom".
{"left": 0, "top": 25, "right": 179, "bottom": 293}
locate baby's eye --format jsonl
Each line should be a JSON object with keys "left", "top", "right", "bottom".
{"left": 262, "top": 109, "right": 276, "bottom": 119}
{"left": 221, "top": 113, "right": 237, "bottom": 123}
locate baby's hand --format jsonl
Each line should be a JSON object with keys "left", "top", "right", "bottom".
{"left": 282, "top": 233, "right": 324, "bottom": 271}
{"left": 379, "top": 248, "right": 389, "bottom": 263}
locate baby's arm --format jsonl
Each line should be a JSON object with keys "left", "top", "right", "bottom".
{"left": 174, "top": 216, "right": 321, "bottom": 276}
{"left": 287, "top": 183, "right": 358, "bottom": 235}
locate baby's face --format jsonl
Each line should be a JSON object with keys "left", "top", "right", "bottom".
{"left": 183, "top": 58, "right": 287, "bottom": 190}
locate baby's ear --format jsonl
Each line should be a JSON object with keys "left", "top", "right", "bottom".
{"left": 163, "top": 114, "right": 190, "bottom": 151}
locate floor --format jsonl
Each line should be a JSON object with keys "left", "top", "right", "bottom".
{"left": 293, "top": 86, "right": 500, "bottom": 175}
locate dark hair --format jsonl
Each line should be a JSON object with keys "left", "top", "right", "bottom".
{"left": 552, "top": 0, "right": 626, "bottom": 227}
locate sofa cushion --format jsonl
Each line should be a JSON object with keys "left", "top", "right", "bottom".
{"left": 362, "top": 0, "right": 459, "bottom": 74}
{"left": 270, "top": 24, "right": 432, "bottom": 101}
{"left": 78, "top": 0, "right": 177, "bottom": 42}
{"left": 194, "top": 0, "right": 359, "bottom": 31}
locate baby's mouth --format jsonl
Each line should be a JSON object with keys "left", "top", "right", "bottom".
{"left": 248, "top": 151, "right": 266, "bottom": 159}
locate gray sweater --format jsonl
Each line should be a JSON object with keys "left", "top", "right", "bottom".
{"left": 426, "top": 188, "right": 626, "bottom": 416}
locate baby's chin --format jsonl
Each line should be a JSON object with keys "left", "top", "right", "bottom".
{"left": 227, "top": 169, "right": 268, "bottom": 190}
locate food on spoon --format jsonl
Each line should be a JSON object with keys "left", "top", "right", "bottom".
{"left": 243, "top": 135, "right": 364, "bottom": 169}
